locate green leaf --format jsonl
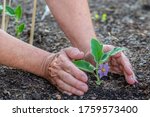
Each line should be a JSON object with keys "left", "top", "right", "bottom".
{"left": 0, "top": 4, "right": 3, "bottom": 14}
{"left": 6, "top": 6, "right": 15, "bottom": 16}
{"left": 91, "top": 38, "right": 104, "bottom": 63}
{"left": 101, "top": 13, "right": 107, "bottom": 22}
{"left": 15, "top": 5, "right": 22, "bottom": 21}
{"left": 101, "top": 47, "right": 127, "bottom": 63}
{"left": 94, "top": 13, "right": 100, "bottom": 21}
{"left": 109, "top": 47, "right": 127, "bottom": 56}
{"left": 0, "top": 4, "right": 3, "bottom": 10}
{"left": 0, "top": 4, "right": 2, "bottom": 10}
{"left": 101, "top": 52, "right": 111, "bottom": 63}
{"left": 16, "top": 23, "right": 25, "bottom": 37}
{"left": 73, "top": 60, "right": 95, "bottom": 73}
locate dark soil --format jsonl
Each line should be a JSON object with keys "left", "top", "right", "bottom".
{"left": 0, "top": 0, "right": 150, "bottom": 100}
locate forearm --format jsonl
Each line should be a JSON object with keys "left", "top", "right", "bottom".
{"left": 46, "top": 0, "right": 96, "bottom": 53}
{"left": 0, "top": 29, "right": 50, "bottom": 78}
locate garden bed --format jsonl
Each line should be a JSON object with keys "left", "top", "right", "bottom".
{"left": 0, "top": 0, "right": 150, "bottom": 100}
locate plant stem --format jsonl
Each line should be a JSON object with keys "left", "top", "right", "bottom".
{"left": 29, "top": 0, "right": 37, "bottom": 45}
{"left": 95, "top": 63, "right": 101, "bottom": 84}
{"left": 1, "top": 0, "right": 6, "bottom": 30}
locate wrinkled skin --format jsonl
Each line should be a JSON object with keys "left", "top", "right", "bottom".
{"left": 44, "top": 47, "right": 88, "bottom": 96}
{"left": 44, "top": 46, "right": 138, "bottom": 96}
{"left": 104, "top": 45, "right": 137, "bottom": 84}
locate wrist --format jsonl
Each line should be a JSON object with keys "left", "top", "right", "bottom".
{"left": 40, "top": 53, "right": 57, "bottom": 79}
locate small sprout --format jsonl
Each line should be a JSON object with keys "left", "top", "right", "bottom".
{"left": 0, "top": 3, "right": 25, "bottom": 37}
{"left": 16, "top": 23, "right": 25, "bottom": 38}
{"left": 94, "top": 13, "right": 100, "bottom": 21}
{"left": 73, "top": 38, "right": 127, "bottom": 85}
{"left": 15, "top": 5, "right": 22, "bottom": 22}
{"left": 101, "top": 13, "right": 107, "bottom": 22}
{"left": 0, "top": 4, "right": 3, "bottom": 14}
{"left": 6, "top": 5, "right": 15, "bottom": 17}
{"left": 93, "top": 12, "right": 108, "bottom": 22}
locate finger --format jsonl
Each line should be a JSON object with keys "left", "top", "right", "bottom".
{"left": 58, "top": 70, "right": 88, "bottom": 92}
{"left": 123, "top": 70, "right": 138, "bottom": 85}
{"left": 115, "top": 53, "right": 133, "bottom": 75}
{"left": 63, "top": 91, "right": 72, "bottom": 96}
{"left": 55, "top": 79, "right": 84, "bottom": 96}
{"left": 63, "top": 47, "right": 84, "bottom": 60}
{"left": 112, "top": 52, "right": 122, "bottom": 58}
{"left": 61, "top": 55, "right": 88, "bottom": 83}
{"left": 104, "top": 45, "right": 138, "bottom": 84}
{"left": 84, "top": 51, "right": 95, "bottom": 65}
{"left": 109, "top": 57, "right": 119, "bottom": 66}
{"left": 103, "top": 45, "right": 114, "bottom": 52}
{"left": 57, "top": 87, "right": 72, "bottom": 96}
{"left": 110, "top": 65, "right": 123, "bottom": 74}
{"left": 104, "top": 45, "right": 122, "bottom": 59}
{"left": 111, "top": 53, "right": 138, "bottom": 84}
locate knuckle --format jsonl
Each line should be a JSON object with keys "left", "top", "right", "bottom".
{"left": 68, "top": 47, "right": 74, "bottom": 50}
{"left": 61, "top": 73, "right": 68, "bottom": 81}
{"left": 74, "top": 80, "right": 80, "bottom": 87}
{"left": 65, "top": 64, "right": 73, "bottom": 73}
{"left": 58, "top": 54, "right": 66, "bottom": 64}
{"left": 64, "top": 47, "right": 80, "bottom": 55}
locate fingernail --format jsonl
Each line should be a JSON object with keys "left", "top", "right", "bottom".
{"left": 80, "top": 51, "right": 84, "bottom": 55}
{"left": 76, "top": 90, "right": 84, "bottom": 96}
{"left": 63, "top": 91, "right": 72, "bottom": 96}
{"left": 81, "top": 74, "right": 88, "bottom": 82}
{"left": 73, "top": 49, "right": 79, "bottom": 55}
{"left": 80, "top": 84, "right": 88, "bottom": 92}
{"left": 134, "top": 78, "right": 139, "bottom": 83}
{"left": 131, "top": 76, "right": 138, "bottom": 83}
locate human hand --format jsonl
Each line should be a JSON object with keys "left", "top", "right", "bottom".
{"left": 85, "top": 44, "right": 138, "bottom": 84}
{"left": 44, "top": 47, "right": 88, "bottom": 96}
{"left": 104, "top": 45, "right": 138, "bottom": 84}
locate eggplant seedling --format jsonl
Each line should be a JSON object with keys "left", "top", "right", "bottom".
{"left": 73, "top": 38, "right": 127, "bottom": 85}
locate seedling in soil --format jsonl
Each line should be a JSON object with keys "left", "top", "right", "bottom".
{"left": 101, "top": 13, "right": 107, "bottom": 22}
{"left": 73, "top": 38, "right": 127, "bottom": 85}
{"left": 93, "top": 12, "right": 108, "bottom": 22}
{"left": 0, "top": 3, "right": 25, "bottom": 37}
{"left": 94, "top": 12, "right": 100, "bottom": 21}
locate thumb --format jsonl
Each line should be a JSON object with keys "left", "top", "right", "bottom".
{"left": 63, "top": 47, "right": 84, "bottom": 60}
{"left": 103, "top": 45, "right": 114, "bottom": 52}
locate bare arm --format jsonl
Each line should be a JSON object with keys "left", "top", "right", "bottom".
{"left": 0, "top": 29, "right": 49, "bottom": 77}
{"left": 45, "top": 0, "right": 96, "bottom": 53}
{"left": 46, "top": 0, "right": 137, "bottom": 84}
{"left": 0, "top": 29, "right": 88, "bottom": 96}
